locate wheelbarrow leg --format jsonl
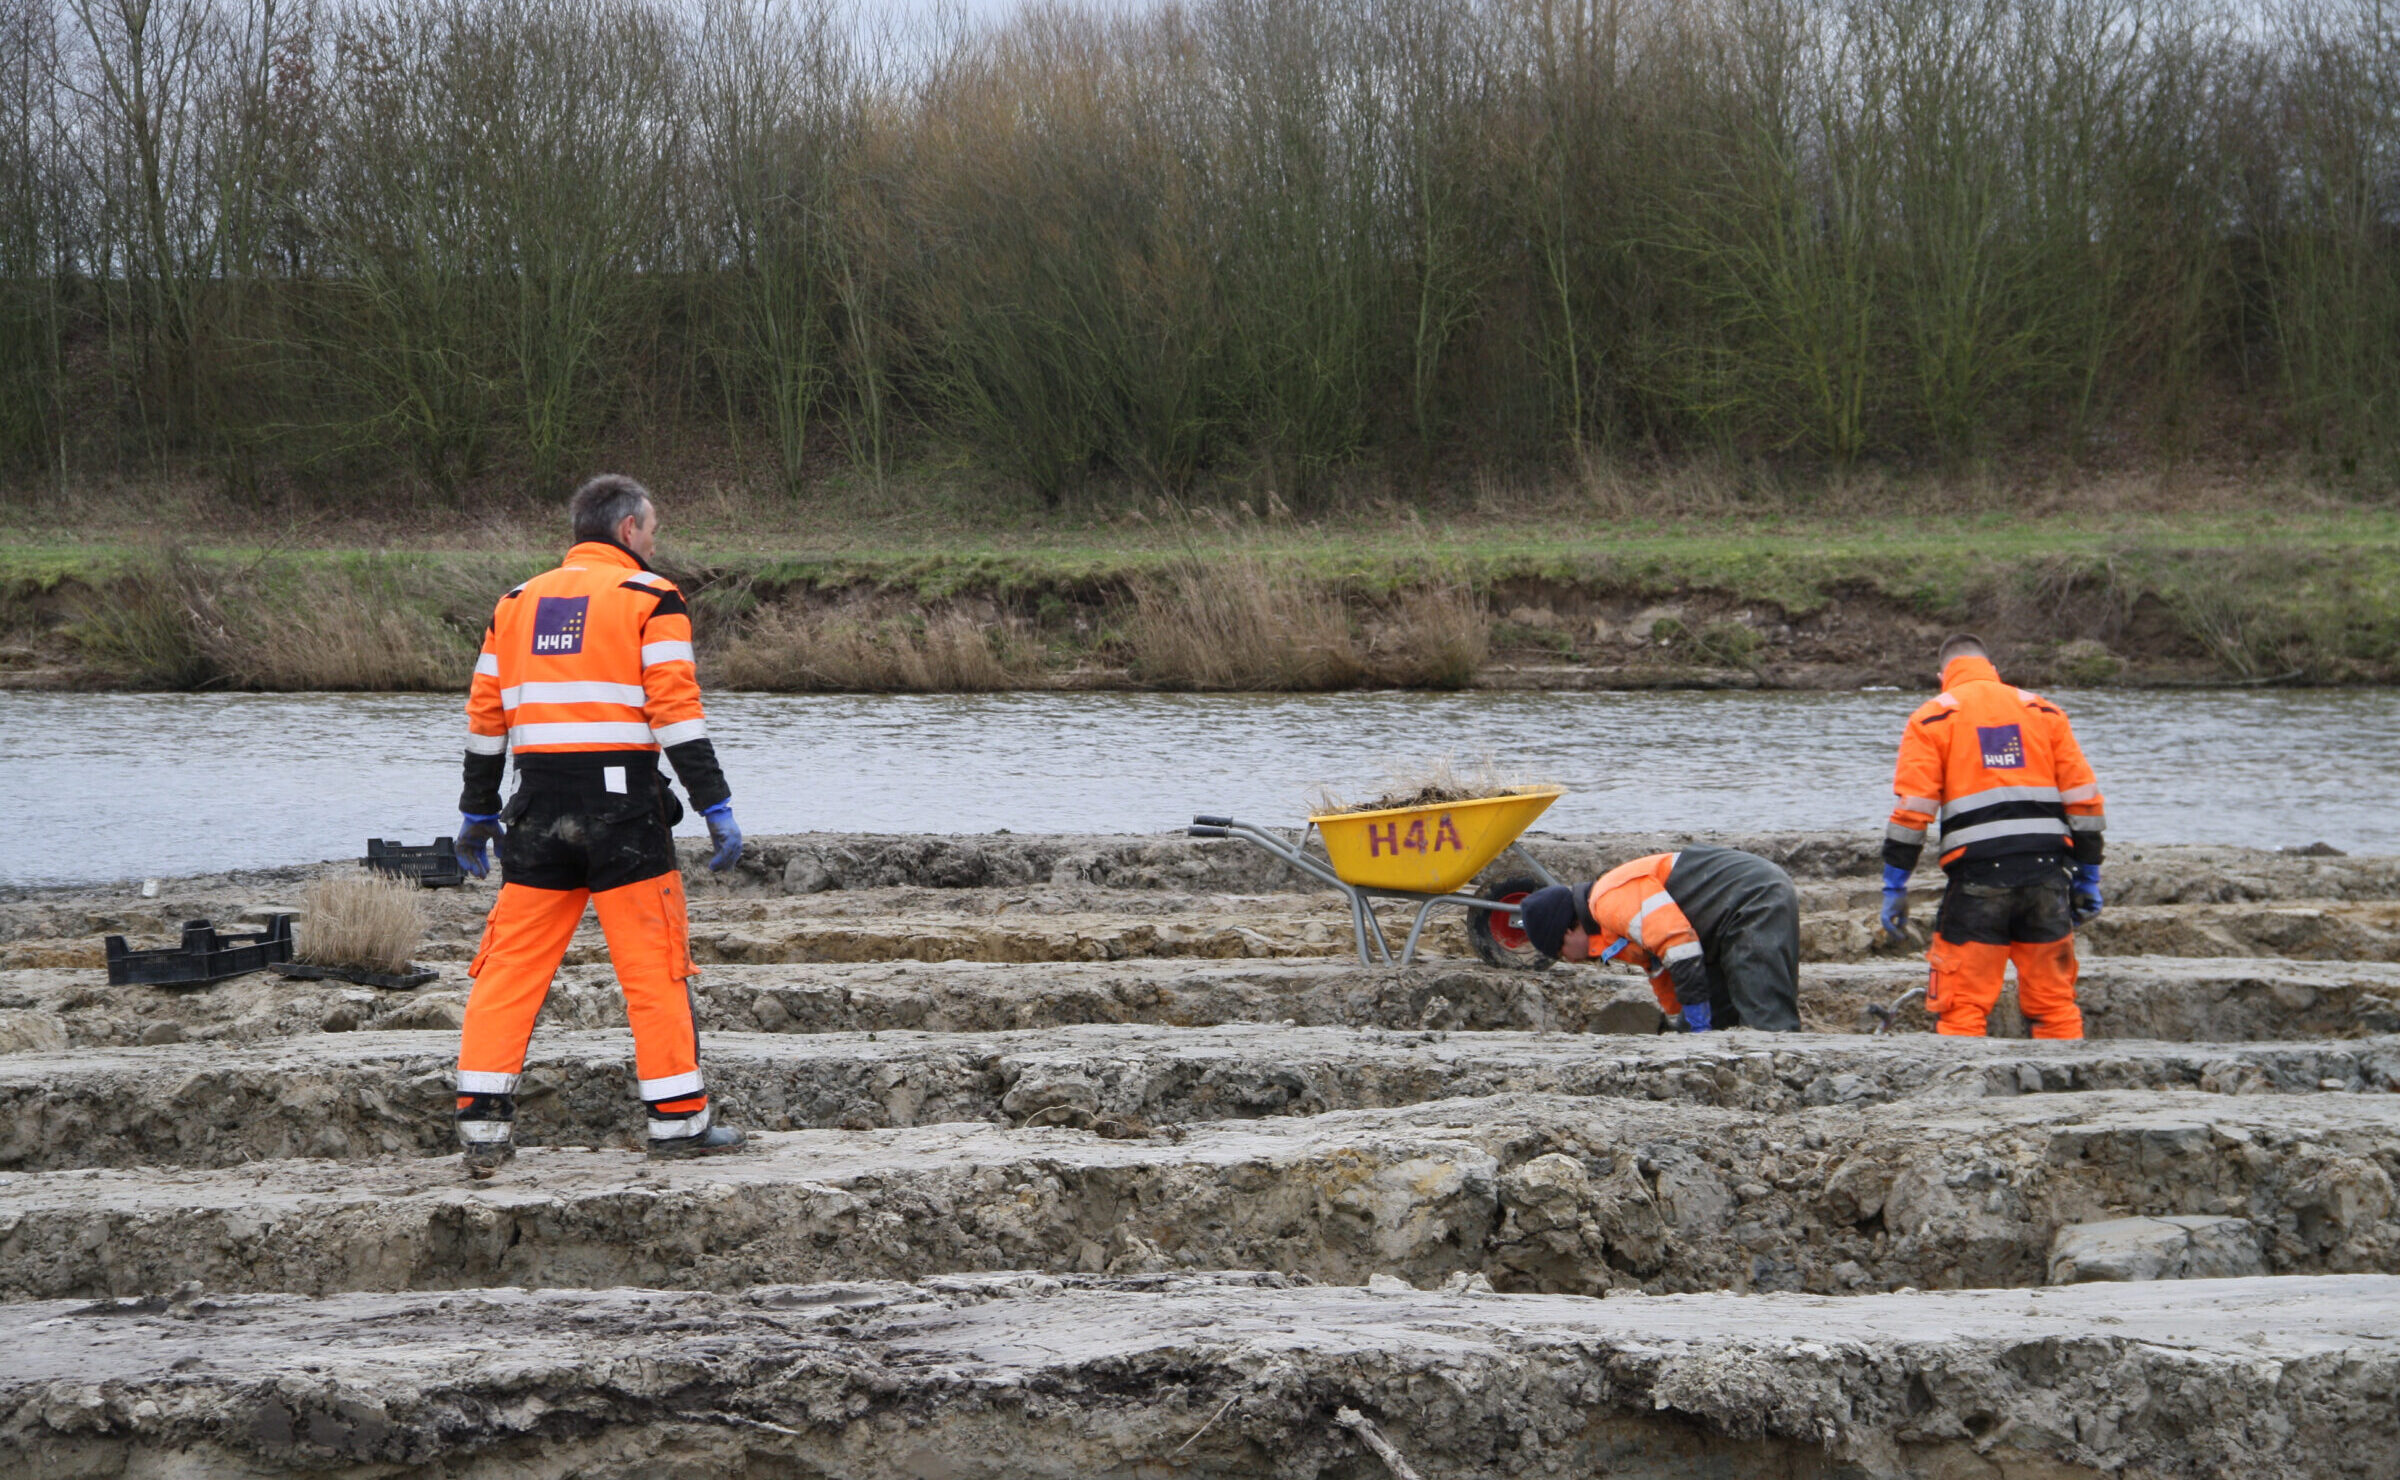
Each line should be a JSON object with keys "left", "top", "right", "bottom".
{"left": 1399, "top": 896, "right": 1445, "bottom": 967}
{"left": 1356, "top": 892, "right": 1395, "bottom": 965}
{"left": 1346, "top": 889, "right": 1379, "bottom": 967}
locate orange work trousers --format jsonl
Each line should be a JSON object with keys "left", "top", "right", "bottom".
{"left": 457, "top": 872, "right": 709, "bottom": 1136}
{"left": 1924, "top": 869, "right": 2083, "bottom": 1039}
{"left": 1926, "top": 936, "right": 2082, "bottom": 1038}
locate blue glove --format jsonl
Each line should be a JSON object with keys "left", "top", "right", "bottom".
{"left": 455, "top": 813, "right": 503, "bottom": 879}
{"left": 2072, "top": 863, "right": 2103, "bottom": 924}
{"left": 1880, "top": 864, "right": 1912, "bottom": 938}
{"left": 701, "top": 801, "right": 743, "bottom": 873}
{"left": 1680, "top": 999, "right": 1713, "bottom": 1033}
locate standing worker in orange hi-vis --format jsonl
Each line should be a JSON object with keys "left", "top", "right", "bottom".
{"left": 449, "top": 474, "right": 747, "bottom": 1176}
{"left": 1881, "top": 634, "right": 2106, "bottom": 1039}
{"left": 1513, "top": 848, "right": 1803, "bottom": 1032}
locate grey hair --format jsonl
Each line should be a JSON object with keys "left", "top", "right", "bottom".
{"left": 568, "top": 474, "right": 653, "bottom": 545}
{"left": 1937, "top": 632, "right": 1988, "bottom": 664}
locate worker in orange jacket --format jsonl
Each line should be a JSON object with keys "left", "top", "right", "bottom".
{"left": 1881, "top": 634, "right": 2106, "bottom": 1039}
{"left": 449, "top": 474, "right": 747, "bottom": 1175}
{"left": 1515, "top": 847, "right": 1802, "bottom": 1031}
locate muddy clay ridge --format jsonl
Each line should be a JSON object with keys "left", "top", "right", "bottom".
{"left": 3, "top": 828, "right": 2399, "bottom": 1477}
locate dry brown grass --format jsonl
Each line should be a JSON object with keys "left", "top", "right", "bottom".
{"left": 719, "top": 606, "right": 1039, "bottom": 691}
{"left": 1120, "top": 556, "right": 1365, "bottom": 690}
{"left": 69, "top": 554, "right": 471, "bottom": 689}
{"left": 205, "top": 576, "right": 465, "bottom": 690}
{"left": 296, "top": 874, "right": 428, "bottom": 975}
{"left": 1364, "top": 582, "right": 1489, "bottom": 688}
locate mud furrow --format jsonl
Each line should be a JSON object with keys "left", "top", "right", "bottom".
{"left": 6, "top": 956, "right": 2399, "bottom": 1054}
{"left": 0, "top": 1091, "right": 2393, "bottom": 1300}
{"left": 4, "top": 1027, "right": 2397, "bottom": 1171}
{"left": 5, "top": 1271, "right": 2400, "bottom": 1479}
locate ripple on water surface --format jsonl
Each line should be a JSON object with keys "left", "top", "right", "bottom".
{"left": 8, "top": 687, "right": 2394, "bottom": 885}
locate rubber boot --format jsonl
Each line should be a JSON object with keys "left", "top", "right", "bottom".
{"left": 647, "top": 1122, "right": 747, "bottom": 1159}
{"left": 457, "top": 1093, "right": 516, "bottom": 1179}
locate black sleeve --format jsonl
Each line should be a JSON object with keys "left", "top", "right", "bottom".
{"left": 460, "top": 752, "right": 506, "bottom": 815}
{"left": 665, "top": 737, "right": 731, "bottom": 813}
{"left": 1666, "top": 953, "right": 1712, "bottom": 1009}
{"left": 1882, "top": 837, "right": 1925, "bottom": 872}
{"left": 2070, "top": 832, "right": 2104, "bottom": 867}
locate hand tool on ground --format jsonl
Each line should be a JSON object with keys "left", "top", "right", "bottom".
{"left": 1868, "top": 985, "right": 1927, "bottom": 1034}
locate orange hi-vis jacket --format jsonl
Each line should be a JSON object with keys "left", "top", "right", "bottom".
{"left": 460, "top": 542, "right": 727, "bottom": 814}
{"left": 1583, "top": 853, "right": 1707, "bottom": 1013}
{"left": 1884, "top": 654, "right": 2104, "bottom": 873}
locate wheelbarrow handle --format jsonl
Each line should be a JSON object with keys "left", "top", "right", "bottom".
{"left": 1192, "top": 814, "right": 1234, "bottom": 829}
{"left": 1188, "top": 823, "right": 1230, "bottom": 838}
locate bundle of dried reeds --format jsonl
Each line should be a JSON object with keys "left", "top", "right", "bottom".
{"left": 296, "top": 875, "right": 428, "bottom": 976}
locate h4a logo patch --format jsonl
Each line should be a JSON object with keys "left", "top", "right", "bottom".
{"left": 1977, "top": 723, "right": 2026, "bottom": 769}
{"left": 531, "top": 595, "right": 589, "bottom": 655}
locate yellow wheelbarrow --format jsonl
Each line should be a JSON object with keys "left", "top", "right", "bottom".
{"left": 1189, "top": 787, "right": 1565, "bottom": 968}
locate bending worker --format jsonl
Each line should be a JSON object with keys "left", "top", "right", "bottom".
{"left": 449, "top": 474, "right": 747, "bottom": 1174}
{"left": 1516, "top": 848, "right": 1802, "bottom": 1031}
{"left": 1880, "top": 634, "right": 2106, "bottom": 1038}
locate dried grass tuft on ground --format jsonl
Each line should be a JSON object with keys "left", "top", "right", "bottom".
{"left": 1311, "top": 756, "right": 1546, "bottom": 815}
{"left": 720, "top": 607, "right": 1039, "bottom": 691}
{"left": 296, "top": 875, "right": 428, "bottom": 975}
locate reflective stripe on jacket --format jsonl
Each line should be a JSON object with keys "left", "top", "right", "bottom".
{"left": 465, "top": 542, "right": 708, "bottom": 759}
{"left": 1583, "top": 852, "right": 1702, "bottom": 1001}
{"left": 1885, "top": 654, "right": 2104, "bottom": 870}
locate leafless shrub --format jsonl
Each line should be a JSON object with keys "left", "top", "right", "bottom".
{"left": 297, "top": 873, "right": 426, "bottom": 974}
{"left": 9, "top": 0, "right": 2400, "bottom": 493}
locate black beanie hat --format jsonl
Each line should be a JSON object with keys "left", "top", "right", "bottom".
{"left": 1516, "top": 885, "right": 1579, "bottom": 958}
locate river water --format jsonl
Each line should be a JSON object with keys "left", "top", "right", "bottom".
{"left": 12, "top": 687, "right": 2395, "bottom": 887}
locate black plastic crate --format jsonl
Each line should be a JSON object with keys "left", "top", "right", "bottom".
{"left": 105, "top": 916, "right": 295, "bottom": 987}
{"left": 362, "top": 837, "right": 466, "bottom": 889}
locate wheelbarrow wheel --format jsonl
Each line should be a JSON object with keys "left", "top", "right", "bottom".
{"left": 1467, "top": 876, "right": 1554, "bottom": 971}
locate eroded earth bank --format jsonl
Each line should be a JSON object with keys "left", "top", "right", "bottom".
{"left": 2, "top": 829, "right": 2397, "bottom": 1477}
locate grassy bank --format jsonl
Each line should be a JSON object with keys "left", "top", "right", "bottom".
{"left": 5, "top": 499, "right": 2395, "bottom": 692}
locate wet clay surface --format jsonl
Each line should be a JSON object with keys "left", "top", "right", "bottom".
{"left": 5, "top": 954, "right": 2397, "bottom": 1055}
{"left": 1, "top": 1090, "right": 2394, "bottom": 1300}
{"left": 5, "top": 1273, "right": 2399, "bottom": 1479}
{"left": 2, "top": 830, "right": 2397, "bottom": 1477}
{"left": 5, "top": 1025, "right": 2398, "bottom": 1170}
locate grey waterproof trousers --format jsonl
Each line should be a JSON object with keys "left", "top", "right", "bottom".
{"left": 1664, "top": 846, "right": 1802, "bottom": 1031}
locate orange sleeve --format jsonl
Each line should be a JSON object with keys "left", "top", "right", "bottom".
{"left": 637, "top": 587, "right": 708, "bottom": 744}
{"left": 2045, "top": 702, "right": 2104, "bottom": 861}
{"left": 1886, "top": 707, "right": 1947, "bottom": 857}
{"left": 464, "top": 618, "right": 508, "bottom": 757}
{"left": 1644, "top": 966, "right": 1679, "bottom": 1016}
{"left": 2047, "top": 704, "right": 2103, "bottom": 818}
